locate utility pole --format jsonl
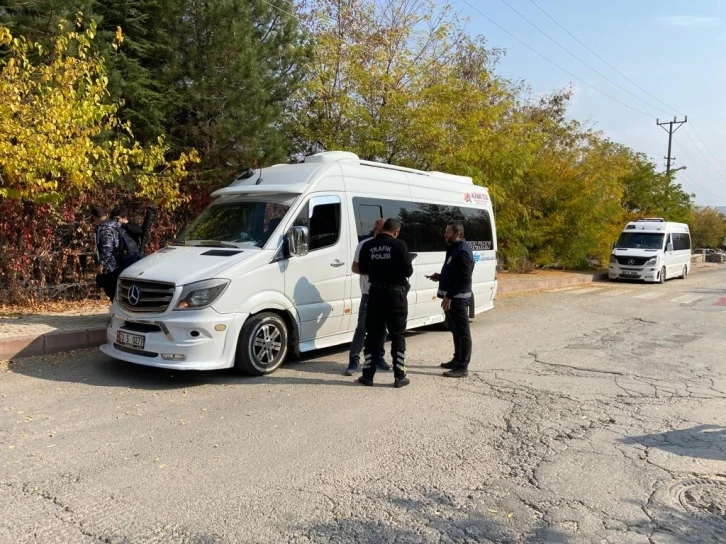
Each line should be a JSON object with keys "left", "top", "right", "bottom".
{"left": 656, "top": 116, "right": 687, "bottom": 174}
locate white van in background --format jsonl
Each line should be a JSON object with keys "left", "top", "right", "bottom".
{"left": 100, "top": 151, "right": 498, "bottom": 375}
{"left": 608, "top": 218, "right": 691, "bottom": 283}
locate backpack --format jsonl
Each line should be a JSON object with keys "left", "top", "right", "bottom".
{"left": 114, "top": 224, "right": 142, "bottom": 271}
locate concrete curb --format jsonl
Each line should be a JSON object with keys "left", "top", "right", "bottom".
{"left": 1, "top": 265, "right": 721, "bottom": 361}
{"left": 496, "top": 271, "right": 608, "bottom": 295}
{"left": 1, "top": 327, "right": 106, "bottom": 361}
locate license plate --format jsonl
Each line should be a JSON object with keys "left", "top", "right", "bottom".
{"left": 117, "top": 331, "right": 145, "bottom": 350}
{"left": 622, "top": 271, "right": 639, "bottom": 277}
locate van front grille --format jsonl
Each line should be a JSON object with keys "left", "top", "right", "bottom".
{"left": 118, "top": 279, "right": 175, "bottom": 314}
{"left": 615, "top": 256, "right": 649, "bottom": 266}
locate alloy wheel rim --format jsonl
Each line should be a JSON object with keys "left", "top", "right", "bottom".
{"left": 252, "top": 323, "right": 282, "bottom": 365}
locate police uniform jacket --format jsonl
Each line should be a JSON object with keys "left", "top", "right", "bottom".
{"left": 437, "top": 240, "right": 474, "bottom": 299}
{"left": 358, "top": 233, "right": 413, "bottom": 287}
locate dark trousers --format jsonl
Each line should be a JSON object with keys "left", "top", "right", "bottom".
{"left": 349, "top": 294, "right": 386, "bottom": 367}
{"left": 363, "top": 287, "right": 408, "bottom": 380}
{"left": 446, "top": 298, "right": 472, "bottom": 371}
{"left": 96, "top": 270, "right": 120, "bottom": 302}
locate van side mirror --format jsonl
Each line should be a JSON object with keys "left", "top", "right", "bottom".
{"left": 666, "top": 243, "right": 673, "bottom": 252}
{"left": 286, "top": 226, "right": 309, "bottom": 257}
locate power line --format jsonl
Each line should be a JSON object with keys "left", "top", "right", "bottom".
{"left": 688, "top": 123, "right": 726, "bottom": 175}
{"left": 680, "top": 174, "right": 726, "bottom": 206}
{"left": 678, "top": 170, "right": 726, "bottom": 205}
{"left": 672, "top": 138, "right": 719, "bottom": 180}
{"left": 671, "top": 142, "right": 726, "bottom": 204}
{"left": 527, "top": 0, "right": 685, "bottom": 117}
{"left": 459, "top": 0, "right": 658, "bottom": 119}
{"left": 496, "top": 0, "right": 671, "bottom": 117}
{"left": 681, "top": 129, "right": 726, "bottom": 180}
{"left": 259, "top": 0, "right": 298, "bottom": 20}
{"left": 522, "top": 0, "right": 726, "bottom": 196}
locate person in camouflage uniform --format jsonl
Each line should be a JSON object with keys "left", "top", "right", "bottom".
{"left": 92, "top": 206, "right": 123, "bottom": 302}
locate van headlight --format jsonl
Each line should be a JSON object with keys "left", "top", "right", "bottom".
{"left": 645, "top": 257, "right": 658, "bottom": 266}
{"left": 175, "top": 279, "right": 230, "bottom": 310}
{"left": 609, "top": 255, "right": 617, "bottom": 264}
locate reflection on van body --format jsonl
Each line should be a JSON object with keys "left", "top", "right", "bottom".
{"left": 100, "top": 151, "right": 498, "bottom": 375}
{"left": 608, "top": 218, "right": 691, "bottom": 283}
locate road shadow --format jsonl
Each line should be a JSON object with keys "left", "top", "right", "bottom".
{"left": 6, "top": 351, "right": 362, "bottom": 391}
{"left": 291, "top": 488, "right": 570, "bottom": 543}
{"left": 618, "top": 424, "right": 726, "bottom": 462}
{"left": 5, "top": 326, "right": 439, "bottom": 391}
{"left": 626, "top": 488, "right": 726, "bottom": 544}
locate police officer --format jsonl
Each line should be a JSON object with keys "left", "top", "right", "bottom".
{"left": 427, "top": 220, "right": 474, "bottom": 378}
{"left": 357, "top": 218, "right": 413, "bottom": 388}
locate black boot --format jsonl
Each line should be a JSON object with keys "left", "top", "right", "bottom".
{"left": 442, "top": 369, "right": 468, "bottom": 378}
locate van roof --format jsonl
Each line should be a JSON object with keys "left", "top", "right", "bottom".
{"left": 622, "top": 219, "right": 689, "bottom": 232}
{"left": 211, "top": 151, "right": 477, "bottom": 198}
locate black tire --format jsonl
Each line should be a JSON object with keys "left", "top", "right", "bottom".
{"left": 680, "top": 265, "right": 688, "bottom": 279}
{"left": 659, "top": 266, "right": 666, "bottom": 284}
{"left": 234, "top": 312, "right": 289, "bottom": 376}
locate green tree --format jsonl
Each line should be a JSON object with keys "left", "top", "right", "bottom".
{"left": 0, "top": 20, "right": 197, "bottom": 206}
{"left": 690, "top": 207, "right": 726, "bottom": 249}
{"left": 0, "top": 0, "right": 168, "bottom": 143}
{"left": 92, "top": 0, "right": 173, "bottom": 144}
{"left": 293, "top": 0, "right": 695, "bottom": 270}
{"left": 164, "top": 0, "right": 310, "bottom": 177}
{"left": 620, "top": 152, "right": 693, "bottom": 223}
{"left": 0, "top": 1, "right": 92, "bottom": 45}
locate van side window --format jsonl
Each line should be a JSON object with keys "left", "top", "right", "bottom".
{"left": 672, "top": 233, "right": 681, "bottom": 251}
{"left": 352, "top": 197, "right": 494, "bottom": 253}
{"left": 357, "top": 204, "right": 383, "bottom": 242}
{"left": 293, "top": 198, "right": 341, "bottom": 251}
{"left": 462, "top": 208, "right": 494, "bottom": 251}
{"left": 672, "top": 233, "right": 691, "bottom": 251}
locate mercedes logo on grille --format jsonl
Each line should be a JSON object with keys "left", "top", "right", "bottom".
{"left": 628, "top": 259, "right": 635, "bottom": 265}
{"left": 128, "top": 285, "right": 141, "bottom": 306}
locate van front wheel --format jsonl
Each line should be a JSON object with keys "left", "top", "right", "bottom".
{"left": 659, "top": 266, "right": 666, "bottom": 284}
{"left": 235, "top": 312, "right": 289, "bottom": 376}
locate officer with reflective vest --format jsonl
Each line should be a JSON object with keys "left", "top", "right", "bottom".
{"left": 357, "top": 218, "right": 413, "bottom": 388}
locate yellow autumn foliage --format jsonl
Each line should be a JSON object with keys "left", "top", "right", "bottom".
{"left": 0, "top": 17, "right": 198, "bottom": 208}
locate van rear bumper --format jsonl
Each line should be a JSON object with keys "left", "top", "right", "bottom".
{"left": 99, "top": 307, "right": 248, "bottom": 371}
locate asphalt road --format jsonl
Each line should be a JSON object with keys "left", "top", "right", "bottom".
{"left": 2, "top": 269, "right": 726, "bottom": 544}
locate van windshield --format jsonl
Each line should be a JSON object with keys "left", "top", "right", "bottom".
{"left": 176, "top": 198, "right": 292, "bottom": 249}
{"left": 615, "top": 232, "right": 664, "bottom": 250}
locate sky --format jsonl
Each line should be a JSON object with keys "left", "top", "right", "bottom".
{"left": 445, "top": 0, "right": 726, "bottom": 207}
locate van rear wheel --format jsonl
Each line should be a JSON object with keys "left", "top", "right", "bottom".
{"left": 235, "top": 312, "right": 289, "bottom": 376}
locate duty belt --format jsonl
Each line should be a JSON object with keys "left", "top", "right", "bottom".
{"left": 370, "top": 283, "right": 407, "bottom": 292}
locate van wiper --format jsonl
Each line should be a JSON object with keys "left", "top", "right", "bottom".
{"left": 186, "top": 240, "right": 239, "bottom": 248}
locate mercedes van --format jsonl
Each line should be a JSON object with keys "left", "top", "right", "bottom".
{"left": 100, "top": 151, "right": 498, "bottom": 375}
{"left": 608, "top": 218, "right": 691, "bottom": 283}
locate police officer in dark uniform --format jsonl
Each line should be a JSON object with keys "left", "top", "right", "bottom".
{"left": 427, "top": 220, "right": 474, "bottom": 378}
{"left": 357, "top": 218, "right": 413, "bottom": 388}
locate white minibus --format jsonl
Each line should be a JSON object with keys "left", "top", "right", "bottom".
{"left": 100, "top": 151, "right": 498, "bottom": 374}
{"left": 608, "top": 218, "right": 691, "bottom": 283}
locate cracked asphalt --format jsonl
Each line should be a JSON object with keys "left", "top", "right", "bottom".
{"left": 2, "top": 269, "right": 725, "bottom": 543}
